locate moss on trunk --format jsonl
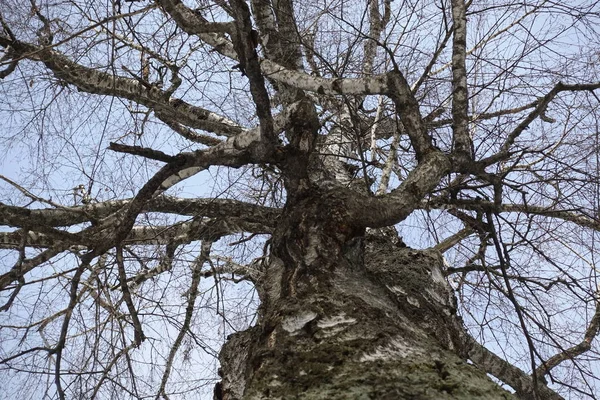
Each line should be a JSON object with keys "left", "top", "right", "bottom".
{"left": 217, "top": 192, "right": 515, "bottom": 399}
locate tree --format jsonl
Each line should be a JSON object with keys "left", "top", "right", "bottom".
{"left": 1, "top": 0, "right": 600, "bottom": 398}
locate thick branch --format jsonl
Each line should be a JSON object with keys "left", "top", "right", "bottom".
{"left": 0, "top": 197, "right": 280, "bottom": 229}
{"left": 450, "top": 0, "right": 472, "bottom": 164}
{"left": 353, "top": 151, "right": 451, "bottom": 227}
{"left": 108, "top": 143, "right": 175, "bottom": 163}
{"left": 0, "top": 217, "right": 272, "bottom": 249}
{"left": 156, "top": 0, "right": 233, "bottom": 34}
{"left": 363, "top": 0, "right": 391, "bottom": 75}
{"left": 0, "top": 36, "right": 243, "bottom": 136}
{"left": 156, "top": 0, "right": 238, "bottom": 60}
{"left": 262, "top": 59, "right": 389, "bottom": 95}
{"left": 466, "top": 335, "right": 564, "bottom": 400}
{"left": 386, "top": 71, "right": 435, "bottom": 160}
{"left": 229, "top": 0, "right": 276, "bottom": 147}
{"left": 433, "top": 227, "right": 474, "bottom": 253}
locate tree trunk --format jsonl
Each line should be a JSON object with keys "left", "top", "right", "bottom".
{"left": 216, "top": 189, "right": 514, "bottom": 399}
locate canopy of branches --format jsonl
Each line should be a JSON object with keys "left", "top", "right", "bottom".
{"left": 1, "top": 0, "right": 600, "bottom": 399}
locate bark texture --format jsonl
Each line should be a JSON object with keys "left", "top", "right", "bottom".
{"left": 217, "top": 190, "right": 514, "bottom": 399}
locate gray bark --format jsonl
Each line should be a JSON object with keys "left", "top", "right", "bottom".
{"left": 1, "top": 2, "right": 595, "bottom": 398}
{"left": 216, "top": 190, "right": 515, "bottom": 399}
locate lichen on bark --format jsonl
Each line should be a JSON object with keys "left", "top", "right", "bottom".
{"left": 216, "top": 217, "right": 515, "bottom": 399}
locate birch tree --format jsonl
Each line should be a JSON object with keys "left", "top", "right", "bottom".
{"left": 1, "top": 0, "right": 600, "bottom": 399}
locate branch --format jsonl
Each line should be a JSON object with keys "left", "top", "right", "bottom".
{"left": 163, "top": 119, "right": 223, "bottom": 145}
{"left": 362, "top": 0, "right": 391, "bottom": 75}
{"left": 156, "top": 0, "right": 233, "bottom": 34}
{"left": 482, "top": 81, "right": 600, "bottom": 166}
{"left": 0, "top": 217, "right": 273, "bottom": 249}
{"left": 465, "top": 335, "right": 564, "bottom": 400}
{"left": 122, "top": 217, "right": 272, "bottom": 245}
{"left": 433, "top": 227, "right": 474, "bottom": 253}
{"left": 385, "top": 70, "right": 435, "bottom": 160}
{"left": 51, "top": 257, "right": 90, "bottom": 400}
{"left": 0, "top": 245, "right": 68, "bottom": 290}
{"left": 412, "top": 27, "right": 452, "bottom": 93}
{"left": 427, "top": 198, "right": 600, "bottom": 233}
{"left": 0, "top": 36, "right": 243, "bottom": 136}
{"left": 120, "top": 243, "right": 178, "bottom": 289}
{"left": 0, "top": 45, "right": 18, "bottom": 78}
{"left": 203, "top": 255, "right": 264, "bottom": 283}
{"left": 352, "top": 151, "right": 451, "bottom": 227}
{"left": 486, "top": 210, "right": 543, "bottom": 399}
{"left": 116, "top": 246, "right": 145, "bottom": 347}
{"left": 156, "top": 241, "right": 211, "bottom": 398}
{"left": 108, "top": 142, "right": 175, "bottom": 163}
{"left": 536, "top": 295, "right": 600, "bottom": 377}
{"left": 0, "top": 197, "right": 280, "bottom": 229}
{"left": 250, "top": 0, "right": 279, "bottom": 61}
{"left": 261, "top": 58, "right": 389, "bottom": 95}
{"left": 429, "top": 100, "right": 540, "bottom": 129}
{"left": 445, "top": 263, "right": 501, "bottom": 275}
{"left": 157, "top": 2, "right": 237, "bottom": 61}
{"left": 375, "top": 128, "right": 400, "bottom": 195}
{"left": 229, "top": 0, "right": 276, "bottom": 147}
{"left": 0, "top": 230, "right": 27, "bottom": 311}
{"left": 450, "top": 0, "right": 473, "bottom": 164}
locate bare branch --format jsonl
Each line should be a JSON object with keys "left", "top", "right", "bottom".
{"left": 353, "top": 151, "right": 451, "bottom": 227}
{"left": 0, "top": 196, "right": 280, "bottom": 230}
{"left": 427, "top": 198, "right": 600, "bottom": 233}
{"left": 450, "top": 0, "right": 472, "bottom": 164}
{"left": 156, "top": 241, "right": 211, "bottom": 399}
{"left": 116, "top": 246, "right": 145, "bottom": 347}
{"left": 433, "top": 227, "right": 474, "bottom": 254}
{"left": 0, "top": 245, "right": 68, "bottom": 290}
{"left": 482, "top": 82, "right": 600, "bottom": 166}
{"left": 536, "top": 295, "right": 600, "bottom": 377}
{"left": 108, "top": 142, "right": 175, "bottom": 163}
{"left": 156, "top": 0, "right": 234, "bottom": 34}
{"left": 0, "top": 37, "right": 243, "bottom": 136}
{"left": 466, "top": 334, "right": 564, "bottom": 400}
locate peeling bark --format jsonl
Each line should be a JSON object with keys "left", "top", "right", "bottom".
{"left": 216, "top": 191, "right": 516, "bottom": 399}
{"left": 1, "top": 2, "right": 596, "bottom": 398}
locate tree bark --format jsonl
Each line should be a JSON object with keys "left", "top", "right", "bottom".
{"left": 216, "top": 188, "right": 514, "bottom": 399}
